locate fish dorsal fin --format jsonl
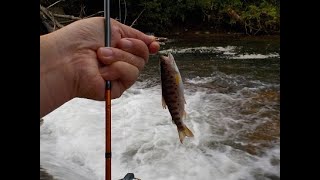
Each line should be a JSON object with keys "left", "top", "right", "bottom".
{"left": 162, "top": 96, "right": 167, "bottom": 109}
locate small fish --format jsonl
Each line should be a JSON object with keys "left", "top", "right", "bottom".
{"left": 160, "top": 52, "right": 194, "bottom": 143}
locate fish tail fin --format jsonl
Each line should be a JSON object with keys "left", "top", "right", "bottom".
{"left": 178, "top": 124, "right": 194, "bottom": 144}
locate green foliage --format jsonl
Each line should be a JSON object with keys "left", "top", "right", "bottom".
{"left": 241, "top": 1, "right": 280, "bottom": 34}
{"left": 40, "top": 0, "right": 280, "bottom": 35}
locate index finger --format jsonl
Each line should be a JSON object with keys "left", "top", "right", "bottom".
{"left": 111, "top": 19, "right": 156, "bottom": 45}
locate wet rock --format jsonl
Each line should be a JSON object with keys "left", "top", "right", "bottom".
{"left": 40, "top": 166, "right": 55, "bottom": 180}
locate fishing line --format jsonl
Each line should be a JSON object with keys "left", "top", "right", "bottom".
{"left": 118, "top": 0, "right": 121, "bottom": 22}
{"left": 118, "top": 0, "right": 131, "bottom": 175}
{"left": 123, "top": 107, "right": 129, "bottom": 173}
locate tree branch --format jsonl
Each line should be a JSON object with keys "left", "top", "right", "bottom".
{"left": 47, "top": 0, "right": 65, "bottom": 9}
{"left": 130, "top": 8, "right": 145, "bottom": 27}
{"left": 40, "top": 11, "right": 54, "bottom": 33}
{"left": 124, "top": 0, "right": 127, "bottom": 25}
{"left": 40, "top": 4, "right": 64, "bottom": 29}
{"left": 84, "top": 11, "right": 104, "bottom": 18}
{"left": 52, "top": 13, "right": 82, "bottom": 20}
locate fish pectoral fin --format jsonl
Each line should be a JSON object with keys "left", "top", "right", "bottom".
{"left": 162, "top": 97, "right": 167, "bottom": 109}
{"left": 183, "top": 111, "right": 187, "bottom": 119}
{"left": 175, "top": 74, "right": 181, "bottom": 85}
{"left": 178, "top": 125, "right": 194, "bottom": 144}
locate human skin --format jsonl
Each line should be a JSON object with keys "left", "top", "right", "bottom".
{"left": 40, "top": 17, "right": 160, "bottom": 118}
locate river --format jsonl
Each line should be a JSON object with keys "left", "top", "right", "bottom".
{"left": 40, "top": 34, "right": 280, "bottom": 180}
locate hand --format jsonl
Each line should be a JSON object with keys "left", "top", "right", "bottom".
{"left": 40, "top": 17, "right": 160, "bottom": 118}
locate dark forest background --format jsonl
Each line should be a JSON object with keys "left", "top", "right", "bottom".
{"left": 40, "top": 0, "right": 280, "bottom": 36}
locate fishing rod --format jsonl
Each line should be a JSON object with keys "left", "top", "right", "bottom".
{"left": 104, "top": 1, "right": 111, "bottom": 180}
{"left": 104, "top": 1, "right": 140, "bottom": 179}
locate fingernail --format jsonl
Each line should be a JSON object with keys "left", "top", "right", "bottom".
{"left": 121, "top": 39, "right": 132, "bottom": 49}
{"left": 101, "top": 48, "right": 113, "bottom": 57}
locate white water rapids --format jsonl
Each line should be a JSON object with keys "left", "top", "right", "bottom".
{"left": 40, "top": 46, "right": 280, "bottom": 180}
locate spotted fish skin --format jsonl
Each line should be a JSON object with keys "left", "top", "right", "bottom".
{"left": 160, "top": 53, "right": 194, "bottom": 143}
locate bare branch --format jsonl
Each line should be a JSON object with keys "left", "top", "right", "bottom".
{"left": 47, "top": 0, "right": 65, "bottom": 9}
{"left": 130, "top": 8, "right": 145, "bottom": 27}
{"left": 79, "top": 4, "right": 86, "bottom": 18}
{"left": 202, "top": 9, "right": 208, "bottom": 16}
{"left": 40, "top": 4, "right": 64, "bottom": 30}
{"left": 84, "top": 11, "right": 104, "bottom": 18}
{"left": 254, "top": 27, "right": 261, "bottom": 35}
{"left": 124, "top": 0, "right": 127, "bottom": 25}
{"left": 40, "top": 11, "right": 54, "bottom": 33}
{"left": 59, "top": 19, "right": 77, "bottom": 24}
{"left": 52, "top": 13, "right": 82, "bottom": 20}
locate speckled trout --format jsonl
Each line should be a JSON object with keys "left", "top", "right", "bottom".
{"left": 160, "top": 53, "right": 194, "bottom": 143}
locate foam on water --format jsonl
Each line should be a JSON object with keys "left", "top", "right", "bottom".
{"left": 229, "top": 53, "right": 279, "bottom": 59}
{"left": 40, "top": 43, "right": 279, "bottom": 179}
{"left": 159, "top": 46, "right": 237, "bottom": 55}
{"left": 40, "top": 72, "right": 279, "bottom": 180}
{"left": 158, "top": 46, "right": 279, "bottom": 60}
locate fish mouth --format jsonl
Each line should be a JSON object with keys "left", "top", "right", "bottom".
{"left": 159, "top": 54, "right": 169, "bottom": 62}
{"left": 159, "top": 52, "right": 173, "bottom": 63}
